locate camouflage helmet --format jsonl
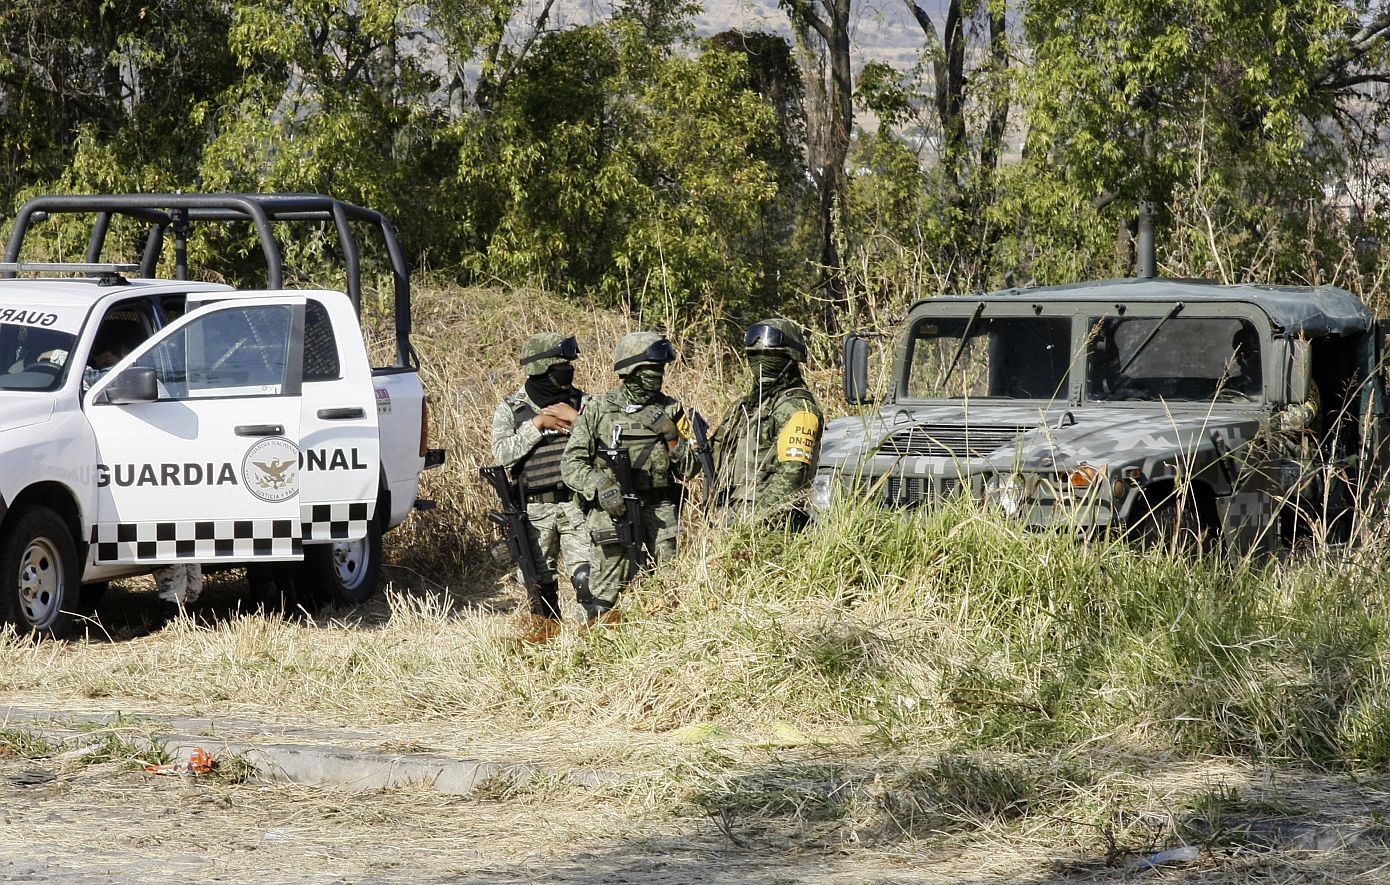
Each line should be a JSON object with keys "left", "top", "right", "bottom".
{"left": 613, "top": 331, "right": 677, "bottom": 376}
{"left": 519, "top": 332, "right": 580, "bottom": 376}
{"left": 743, "top": 317, "right": 807, "bottom": 362}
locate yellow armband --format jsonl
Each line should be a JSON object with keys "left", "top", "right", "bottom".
{"left": 776, "top": 411, "right": 820, "bottom": 464}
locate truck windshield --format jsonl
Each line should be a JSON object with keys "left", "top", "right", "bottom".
{"left": 0, "top": 324, "right": 76, "bottom": 392}
{"left": 1086, "top": 315, "right": 1262, "bottom": 402}
{"left": 906, "top": 316, "right": 1072, "bottom": 399}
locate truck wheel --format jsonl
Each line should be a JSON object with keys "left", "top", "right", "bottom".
{"left": 301, "top": 520, "right": 383, "bottom": 606}
{"left": 0, "top": 506, "right": 79, "bottom": 637}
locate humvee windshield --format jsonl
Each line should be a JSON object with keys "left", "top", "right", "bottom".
{"left": 1086, "top": 315, "right": 1261, "bottom": 402}
{"left": 0, "top": 324, "right": 76, "bottom": 391}
{"left": 906, "top": 315, "right": 1071, "bottom": 400}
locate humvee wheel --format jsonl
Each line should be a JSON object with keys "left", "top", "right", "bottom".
{"left": 1129, "top": 493, "right": 1214, "bottom": 552}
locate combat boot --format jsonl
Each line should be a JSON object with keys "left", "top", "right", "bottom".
{"left": 516, "top": 613, "right": 562, "bottom": 645}
{"left": 582, "top": 598, "right": 621, "bottom": 629}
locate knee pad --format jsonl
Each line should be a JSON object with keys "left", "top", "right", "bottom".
{"left": 571, "top": 564, "right": 592, "bottom": 604}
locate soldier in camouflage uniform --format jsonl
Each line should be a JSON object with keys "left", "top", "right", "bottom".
{"left": 490, "top": 333, "right": 593, "bottom": 634}
{"left": 561, "top": 332, "right": 696, "bottom": 622}
{"left": 711, "top": 318, "right": 823, "bottom": 527}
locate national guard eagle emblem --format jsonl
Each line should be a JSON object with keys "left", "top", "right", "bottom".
{"left": 242, "top": 437, "right": 300, "bottom": 502}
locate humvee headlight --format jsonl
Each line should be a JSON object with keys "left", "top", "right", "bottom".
{"left": 810, "top": 473, "right": 836, "bottom": 510}
{"left": 1113, "top": 466, "right": 1144, "bottom": 499}
{"left": 987, "top": 474, "right": 1024, "bottom": 515}
{"left": 1068, "top": 464, "right": 1102, "bottom": 489}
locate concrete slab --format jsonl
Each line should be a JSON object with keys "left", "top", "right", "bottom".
{"left": 0, "top": 704, "right": 619, "bottom": 795}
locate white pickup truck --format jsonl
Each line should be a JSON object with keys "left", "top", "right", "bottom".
{"left": 0, "top": 193, "right": 444, "bottom": 635}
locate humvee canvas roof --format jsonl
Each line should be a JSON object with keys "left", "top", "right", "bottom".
{"left": 912, "top": 277, "right": 1373, "bottom": 338}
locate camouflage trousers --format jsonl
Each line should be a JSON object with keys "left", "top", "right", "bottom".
{"left": 517, "top": 498, "right": 592, "bottom": 591}
{"left": 155, "top": 563, "right": 203, "bottom": 605}
{"left": 585, "top": 498, "right": 679, "bottom": 606}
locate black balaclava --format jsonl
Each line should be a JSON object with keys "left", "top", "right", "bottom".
{"left": 526, "top": 362, "right": 576, "bottom": 408}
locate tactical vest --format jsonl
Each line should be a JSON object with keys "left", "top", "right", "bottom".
{"left": 510, "top": 392, "right": 582, "bottom": 492}
{"left": 594, "top": 393, "right": 678, "bottom": 492}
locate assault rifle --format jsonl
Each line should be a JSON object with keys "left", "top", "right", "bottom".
{"left": 597, "top": 439, "right": 647, "bottom": 582}
{"left": 688, "top": 409, "right": 716, "bottom": 513}
{"left": 479, "top": 465, "right": 544, "bottom": 591}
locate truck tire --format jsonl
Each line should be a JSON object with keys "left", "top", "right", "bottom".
{"left": 300, "top": 519, "right": 383, "bottom": 607}
{"left": 0, "top": 506, "right": 79, "bottom": 637}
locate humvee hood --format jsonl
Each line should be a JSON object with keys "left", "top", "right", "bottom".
{"left": 822, "top": 404, "right": 1260, "bottom": 473}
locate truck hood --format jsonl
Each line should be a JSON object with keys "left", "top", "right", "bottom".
{"left": 822, "top": 403, "right": 1263, "bottom": 473}
{"left": 0, "top": 393, "right": 55, "bottom": 434}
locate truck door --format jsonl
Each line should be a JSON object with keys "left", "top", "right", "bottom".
{"left": 296, "top": 293, "right": 380, "bottom": 542}
{"left": 84, "top": 297, "right": 307, "bottom": 566}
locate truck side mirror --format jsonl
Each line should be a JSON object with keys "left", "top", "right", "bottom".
{"left": 843, "top": 333, "right": 872, "bottom": 405}
{"left": 99, "top": 366, "right": 158, "bottom": 404}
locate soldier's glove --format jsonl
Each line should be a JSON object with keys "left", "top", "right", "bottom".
{"left": 596, "top": 480, "right": 626, "bottom": 517}
{"left": 645, "top": 412, "right": 680, "bottom": 443}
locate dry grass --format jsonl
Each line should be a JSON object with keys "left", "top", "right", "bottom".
{"left": 379, "top": 278, "right": 846, "bottom": 579}
{"left": 6, "top": 282, "right": 1390, "bottom": 881}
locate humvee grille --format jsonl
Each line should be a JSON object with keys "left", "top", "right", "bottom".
{"left": 885, "top": 424, "right": 1028, "bottom": 459}
{"left": 878, "top": 474, "right": 977, "bottom": 507}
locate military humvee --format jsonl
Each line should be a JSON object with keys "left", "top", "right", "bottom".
{"left": 811, "top": 277, "right": 1388, "bottom": 551}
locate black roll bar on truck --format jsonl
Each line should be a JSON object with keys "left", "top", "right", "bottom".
{"left": 2, "top": 192, "right": 417, "bottom": 368}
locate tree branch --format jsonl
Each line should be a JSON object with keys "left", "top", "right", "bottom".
{"left": 1313, "top": 10, "right": 1390, "bottom": 86}
{"left": 493, "top": 0, "right": 558, "bottom": 100}
{"left": 1323, "top": 72, "right": 1390, "bottom": 89}
{"left": 782, "top": 0, "right": 832, "bottom": 43}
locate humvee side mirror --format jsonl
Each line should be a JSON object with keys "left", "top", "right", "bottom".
{"left": 99, "top": 366, "right": 158, "bottom": 404}
{"left": 843, "top": 333, "right": 872, "bottom": 404}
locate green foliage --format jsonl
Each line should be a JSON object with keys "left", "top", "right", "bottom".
{"left": 1012, "top": 0, "right": 1386, "bottom": 287}
{"left": 0, "top": 0, "right": 238, "bottom": 202}
{"left": 2, "top": 0, "right": 1389, "bottom": 330}
{"left": 458, "top": 14, "right": 800, "bottom": 324}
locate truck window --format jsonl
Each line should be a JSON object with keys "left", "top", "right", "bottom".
{"left": 1086, "top": 316, "right": 1261, "bottom": 402}
{"left": 303, "top": 298, "right": 340, "bottom": 382}
{"left": 906, "top": 316, "right": 1072, "bottom": 400}
{"left": 133, "top": 305, "right": 295, "bottom": 399}
{"left": 0, "top": 325, "right": 75, "bottom": 391}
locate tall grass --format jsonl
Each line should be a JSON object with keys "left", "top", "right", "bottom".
{"left": 7, "top": 496, "right": 1390, "bottom": 770}
{"left": 5, "top": 283, "right": 1390, "bottom": 776}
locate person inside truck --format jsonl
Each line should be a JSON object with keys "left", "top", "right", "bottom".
{"left": 82, "top": 319, "right": 146, "bottom": 391}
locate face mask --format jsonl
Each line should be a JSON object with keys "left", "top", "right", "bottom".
{"left": 624, "top": 366, "right": 665, "bottom": 401}
{"left": 748, "top": 352, "right": 792, "bottom": 384}
{"left": 547, "top": 363, "right": 576, "bottom": 388}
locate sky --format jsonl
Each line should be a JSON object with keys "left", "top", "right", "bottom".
{"left": 539, "top": 0, "right": 949, "bottom": 71}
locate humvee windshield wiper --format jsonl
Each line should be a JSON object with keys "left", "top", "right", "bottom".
{"left": 937, "top": 301, "right": 986, "bottom": 394}
{"left": 1118, "top": 301, "right": 1184, "bottom": 375}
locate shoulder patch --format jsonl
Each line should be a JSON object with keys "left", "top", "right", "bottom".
{"left": 776, "top": 410, "right": 820, "bottom": 464}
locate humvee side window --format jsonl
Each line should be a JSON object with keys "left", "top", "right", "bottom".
{"left": 906, "top": 316, "right": 1071, "bottom": 400}
{"left": 1087, "top": 316, "right": 1261, "bottom": 402}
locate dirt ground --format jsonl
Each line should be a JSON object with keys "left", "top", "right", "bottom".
{"left": 6, "top": 576, "right": 1390, "bottom": 883}
{"left": 6, "top": 734, "right": 1390, "bottom": 884}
